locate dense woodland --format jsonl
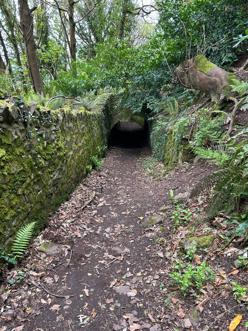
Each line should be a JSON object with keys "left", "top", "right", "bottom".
{"left": 1, "top": 0, "right": 248, "bottom": 330}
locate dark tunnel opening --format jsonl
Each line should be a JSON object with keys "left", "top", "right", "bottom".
{"left": 109, "top": 121, "right": 149, "bottom": 148}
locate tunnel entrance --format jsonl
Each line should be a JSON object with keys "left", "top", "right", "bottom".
{"left": 109, "top": 121, "right": 149, "bottom": 148}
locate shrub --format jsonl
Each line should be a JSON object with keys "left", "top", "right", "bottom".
{"left": 170, "top": 261, "right": 215, "bottom": 295}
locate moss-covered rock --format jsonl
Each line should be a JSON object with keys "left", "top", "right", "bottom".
{"left": 176, "top": 54, "right": 240, "bottom": 98}
{"left": 195, "top": 55, "right": 217, "bottom": 74}
{"left": 183, "top": 234, "right": 215, "bottom": 252}
{"left": 143, "top": 214, "right": 164, "bottom": 228}
{"left": 38, "top": 241, "right": 63, "bottom": 255}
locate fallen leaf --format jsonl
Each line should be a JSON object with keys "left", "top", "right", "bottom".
{"left": 171, "top": 297, "right": 179, "bottom": 304}
{"left": 177, "top": 306, "right": 185, "bottom": 319}
{"left": 228, "top": 269, "right": 239, "bottom": 276}
{"left": 127, "top": 289, "right": 137, "bottom": 297}
{"left": 228, "top": 314, "right": 242, "bottom": 331}
{"left": 12, "top": 326, "right": 24, "bottom": 331}
{"left": 91, "top": 308, "right": 97, "bottom": 318}
{"left": 50, "top": 304, "right": 61, "bottom": 312}
{"left": 183, "top": 318, "right": 192, "bottom": 329}
{"left": 157, "top": 251, "right": 164, "bottom": 258}
{"left": 194, "top": 255, "right": 201, "bottom": 265}
{"left": 110, "top": 279, "right": 118, "bottom": 288}
{"left": 148, "top": 313, "right": 156, "bottom": 323}
{"left": 130, "top": 323, "right": 142, "bottom": 331}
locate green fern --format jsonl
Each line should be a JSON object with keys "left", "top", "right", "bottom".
{"left": 11, "top": 222, "right": 36, "bottom": 259}
{"left": 193, "top": 147, "right": 229, "bottom": 165}
{"left": 231, "top": 81, "right": 248, "bottom": 96}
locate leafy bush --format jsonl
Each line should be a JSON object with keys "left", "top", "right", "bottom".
{"left": 193, "top": 147, "right": 229, "bottom": 165}
{"left": 157, "top": 0, "right": 248, "bottom": 66}
{"left": 208, "top": 142, "right": 248, "bottom": 218}
{"left": 170, "top": 261, "right": 215, "bottom": 295}
{"left": 231, "top": 281, "right": 247, "bottom": 302}
{"left": 171, "top": 204, "right": 192, "bottom": 228}
{"left": 91, "top": 155, "right": 102, "bottom": 169}
{"left": 0, "top": 73, "right": 13, "bottom": 97}
{"left": 191, "top": 109, "right": 226, "bottom": 149}
{"left": 48, "top": 61, "right": 94, "bottom": 96}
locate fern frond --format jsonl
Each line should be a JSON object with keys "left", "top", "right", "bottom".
{"left": 11, "top": 222, "right": 36, "bottom": 259}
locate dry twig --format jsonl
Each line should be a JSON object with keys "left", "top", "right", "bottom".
{"left": 29, "top": 280, "right": 74, "bottom": 298}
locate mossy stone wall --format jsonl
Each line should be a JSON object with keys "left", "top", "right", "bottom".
{"left": 150, "top": 114, "right": 192, "bottom": 168}
{"left": 0, "top": 97, "right": 108, "bottom": 247}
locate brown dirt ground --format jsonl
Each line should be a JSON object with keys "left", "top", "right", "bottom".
{"left": 0, "top": 146, "right": 247, "bottom": 331}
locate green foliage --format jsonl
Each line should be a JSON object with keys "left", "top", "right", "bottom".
{"left": 157, "top": 0, "right": 248, "bottom": 66}
{"left": 86, "top": 164, "right": 93, "bottom": 174}
{"left": 39, "top": 40, "right": 65, "bottom": 82}
{"left": 190, "top": 109, "right": 231, "bottom": 165}
{"left": 48, "top": 61, "right": 94, "bottom": 97}
{"left": 235, "top": 254, "right": 248, "bottom": 269}
{"left": 184, "top": 242, "right": 197, "bottom": 261}
{"left": 0, "top": 252, "right": 17, "bottom": 265}
{"left": 7, "top": 271, "right": 26, "bottom": 286}
{"left": 23, "top": 91, "right": 48, "bottom": 106}
{"left": 230, "top": 80, "right": 248, "bottom": 96}
{"left": 0, "top": 73, "right": 14, "bottom": 97}
{"left": 231, "top": 281, "right": 247, "bottom": 302}
{"left": 150, "top": 118, "right": 168, "bottom": 161}
{"left": 170, "top": 261, "right": 215, "bottom": 295}
{"left": 0, "top": 222, "right": 36, "bottom": 265}
{"left": 91, "top": 155, "right": 102, "bottom": 169}
{"left": 193, "top": 147, "right": 229, "bottom": 166}
{"left": 171, "top": 204, "right": 192, "bottom": 228}
{"left": 164, "top": 116, "right": 191, "bottom": 169}
{"left": 191, "top": 109, "right": 226, "bottom": 148}
{"left": 11, "top": 222, "right": 36, "bottom": 259}
{"left": 208, "top": 142, "right": 248, "bottom": 217}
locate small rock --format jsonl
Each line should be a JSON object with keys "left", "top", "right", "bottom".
{"left": 183, "top": 234, "right": 215, "bottom": 252}
{"left": 143, "top": 214, "right": 164, "bottom": 228}
{"left": 38, "top": 241, "right": 62, "bottom": 255}
{"left": 114, "top": 285, "right": 137, "bottom": 297}
{"left": 175, "top": 191, "right": 190, "bottom": 202}
{"left": 150, "top": 324, "right": 161, "bottom": 331}
{"left": 183, "top": 318, "right": 192, "bottom": 329}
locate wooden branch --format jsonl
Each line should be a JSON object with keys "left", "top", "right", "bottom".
{"left": 53, "top": 0, "right": 71, "bottom": 58}
{"left": 227, "top": 97, "right": 240, "bottom": 135}
{"left": 134, "top": 5, "right": 158, "bottom": 15}
{"left": 29, "top": 6, "right": 38, "bottom": 13}
{"left": 29, "top": 280, "right": 74, "bottom": 298}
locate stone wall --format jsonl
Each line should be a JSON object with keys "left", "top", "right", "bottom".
{"left": 150, "top": 115, "right": 192, "bottom": 168}
{"left": 0, "top": 95, "right": 110, "bottom": 247}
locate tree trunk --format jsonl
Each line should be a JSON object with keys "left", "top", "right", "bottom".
{"left": 18, "top": 0, "right": 43, "bottom": 94}
{"left": 0, "top": 4, "right": 25, "bottom": 81}
{"left": 0, "top": 53, "right": 6, "bottom": 72}
{"left": 119, "top": 1, "right": 127, "bottom": 40}
{"left": 0, "top": 29, "right": 12, "bottom": 74}
{"left": 68, "top": 0, "right": 76, "bottom": 62}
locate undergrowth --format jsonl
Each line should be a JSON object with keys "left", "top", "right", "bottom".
{"left": 0, "top": 222, "right": 36, "bottom": 266}
{"left": 171, "top": 204, "right": 192, "bottom": 228}
{"left": 170, "top": 261, "right": 215, "bottom": 296}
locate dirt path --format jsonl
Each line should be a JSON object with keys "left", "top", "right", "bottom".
{"left": 0, "top": 147, "right": 213, "bottom": 331}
